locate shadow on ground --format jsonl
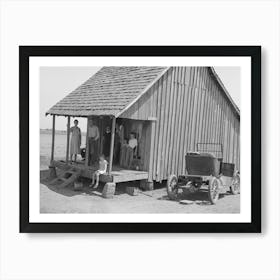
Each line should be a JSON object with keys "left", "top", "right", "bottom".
{"left": 40, "top": 169, "right": 143, "bottom": 198}
{"left": 41, "top": 169, "right": 234, "bottom": 207}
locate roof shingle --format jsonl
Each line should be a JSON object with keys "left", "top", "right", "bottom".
{"left": 47, "top": 66, "right": 168, "bottom": 117}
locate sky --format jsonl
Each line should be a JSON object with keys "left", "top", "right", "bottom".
{"left": 40, "top": 66, "right": 240, "bottom": 132}
{"left": 40, "top": 67, "right": 101, "bottom": 132}
{"left": 214, "top": 67, "right": 240, "bottom": 106}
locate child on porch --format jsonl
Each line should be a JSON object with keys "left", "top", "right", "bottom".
{"left": 89, "top": 154, "right": 108, "bottom": 189}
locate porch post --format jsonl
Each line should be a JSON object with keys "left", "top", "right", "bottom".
{"left": 66, "top": 116, "right": 70, "bottom": 163}
{"left": 148, "top": 119, "right": 156, "bottom": 182}
{"left": 85, "top": 117, "right": 90, "bottom": 167}
{"left": 50, "top": 115, "right": 56, "bottom": 163}
{"left": 108, "top": 116, "right": 116, "bottom": 175}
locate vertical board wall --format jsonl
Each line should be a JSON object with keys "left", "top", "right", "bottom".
{"left": 120, "top": 67, "right": 240, "bottom": 182}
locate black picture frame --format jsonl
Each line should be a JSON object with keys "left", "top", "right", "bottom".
{"left": 20, "top": 46, "right": 261, "bottom": 233}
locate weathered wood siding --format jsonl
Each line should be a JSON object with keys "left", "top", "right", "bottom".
{"left": 120, "top": 67, "right": 240, "bottom": 182}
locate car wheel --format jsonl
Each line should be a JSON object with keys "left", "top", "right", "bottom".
{"left": 167, "top": 174, "right": 178, "bottom": 200}
{"left": 208, "top": 177, "right": 221, "bottom": 204}
{"left": 230, "top": 172, "right": 240, "bottom": 195}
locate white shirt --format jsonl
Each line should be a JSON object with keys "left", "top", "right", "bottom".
{"left": 99, "top": 160, "right": 108, "bottom": 173}
{"left": 88, "top": 125, "right": 100, "bottom": 140}
{"left": 128, "top": 138, "right": 137, "bottom": 149}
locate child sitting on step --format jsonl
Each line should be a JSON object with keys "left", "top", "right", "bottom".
{"left": 89, "top": 154, "right": 108, "bottom": 189}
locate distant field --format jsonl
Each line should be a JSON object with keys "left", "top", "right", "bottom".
{"left": 40, "top": 129, "right": 86, "bottom": 136}
{"left": 40, "top": 131, "right": 86, "bottom": 170}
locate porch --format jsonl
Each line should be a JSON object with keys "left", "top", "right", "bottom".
{"left": 48, "top": 111, "right": 155, "bottom": 186}
{"left": 51, "top": 159, "right": 148, "bottom": 184}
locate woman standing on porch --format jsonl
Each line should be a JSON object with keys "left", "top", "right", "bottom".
{"left": 70, "top": 119, "right": 81, "bottom": 163}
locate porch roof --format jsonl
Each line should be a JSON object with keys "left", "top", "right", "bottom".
{"left": 46, "top": 66, "right": 169, "bottom": 117}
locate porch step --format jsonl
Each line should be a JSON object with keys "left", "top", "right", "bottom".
{"left": 50, "top": 168, "right": 82, "bottom": 188}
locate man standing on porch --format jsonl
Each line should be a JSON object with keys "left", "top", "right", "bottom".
{"left": 88, "top": 119, "right": 100, "bottom": 165}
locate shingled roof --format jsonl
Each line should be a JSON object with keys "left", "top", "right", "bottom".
{"left": 46, "top": 66, "right": 169, "bottom": 117}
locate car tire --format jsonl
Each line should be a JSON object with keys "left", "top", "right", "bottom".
{"left": 167, "top": 174, "right": 178, "bottom": 200}
{"left": 230, "top": 172, "right": 240, "bottom": 195}
{"left": 208, "top": 176, "right": 221, "bottom": 204}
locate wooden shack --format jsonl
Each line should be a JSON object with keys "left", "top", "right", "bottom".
{"left": 46, "top": 66, "right": 240, "bottom": 190}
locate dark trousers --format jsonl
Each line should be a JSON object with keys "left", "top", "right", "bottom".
{"left": 114, "top": 142, "right": 121, "bottom": 164}
{"left": 89, "top": 138, "right": 99, "bottom": 165}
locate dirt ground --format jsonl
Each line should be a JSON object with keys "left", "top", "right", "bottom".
{"left": 40, "top": 170, "right": 240, "bottom": 214}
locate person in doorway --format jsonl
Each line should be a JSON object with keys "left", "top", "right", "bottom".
{"left": 88, "top": 119, "right": 100, "bottom": 165}
{"left": 128, "top": 132, "right": 138, "bottom": 151}
{"left": 89, "top": 154, "right": 108, "bottom": 189}
{"left": 70, "top": 119, "right": 81, "bottom": 163}
{"left": 126, "top": 132, "right": 138, "bottom": 168}
{"left": 119, "top": 138, "right": 128, "bottom": 167}
{"left": 118, "top": 120, "right": 125, "bottom": 143}
{"left": 103, "top": 126, "right": 111, "bottom": 159}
